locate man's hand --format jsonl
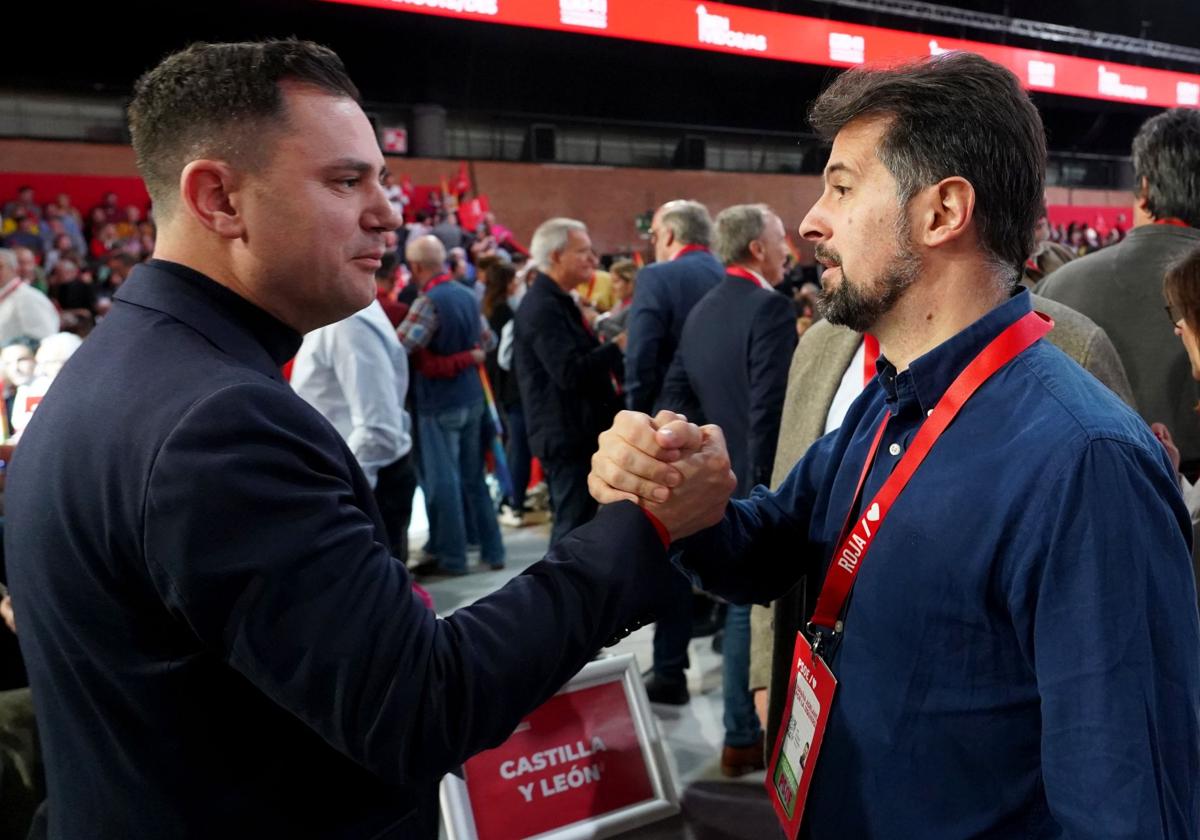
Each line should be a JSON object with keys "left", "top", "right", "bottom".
{"left": 469, "top": 347, "right": 486, "bottom": 364}
{"left": 754, "top": 688, "right": 769, "bottom": 730}
{"left": 1152, "top": 422, "right": 1182, "bottom": 475}
{"left": 590, "top": 410, "right": 699, "bottom": 505}
{"left": 590, "top": 410, "right": 736, "bottom": 541}
{"left": 1, "top": 595, "right": 15, "bottom": 635}
{"left": 642, "top": 424, "right": 737, "bottom": 540}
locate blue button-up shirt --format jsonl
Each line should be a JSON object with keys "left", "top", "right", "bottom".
{"left": 680, "top": 291, "right": 1200, "bottom": 838}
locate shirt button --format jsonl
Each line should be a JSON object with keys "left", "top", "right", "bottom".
{"left": 888, "top": 443, "right": 902, "bottom": 456}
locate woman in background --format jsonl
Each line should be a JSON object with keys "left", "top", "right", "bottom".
{"left": 481, "top": 260, "right": 532, "bottom": 527}
{"left": 1153, "top": 244, "right": 1200, "bottom": 526}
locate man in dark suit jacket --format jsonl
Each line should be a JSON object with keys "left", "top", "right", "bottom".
{"left": 659, "top": 204, "right": 796, "bottom": 773}
{"left": 622, "top": 200, "right": 726, "bottom": 705}
{"left": 514, "top": 218, "right": 624, "bottom": 546}
{"left": 624, "top": 199, "right": 724, "bottom": 414}
{"left": 2, "top": 41, "right": 727, "bottom": 840}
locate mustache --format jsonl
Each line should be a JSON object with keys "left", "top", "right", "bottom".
{"left": 814, "top": 244, "right": 841, "bottom": 267}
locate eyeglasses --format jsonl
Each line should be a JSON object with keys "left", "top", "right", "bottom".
{"left": 1165, "top": 302, "right": 1186, "bottom": 327}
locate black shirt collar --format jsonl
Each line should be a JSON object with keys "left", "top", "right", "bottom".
{"left": 115, "top": 259, "right": 302, "bottom": 378}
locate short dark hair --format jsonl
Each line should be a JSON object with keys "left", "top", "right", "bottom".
{"left": 128, "top": 39, "right": 360, "bottom": 216}
{"left": 808, "top": 52, "right": 1046, "bottom": 281}
{"left": 1132, "top": 109, "right": 1200, "bottom": 229}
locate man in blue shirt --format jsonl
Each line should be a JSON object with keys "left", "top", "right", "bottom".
{"left": 589, "top": 52, "right": 1200, "bottom": 838}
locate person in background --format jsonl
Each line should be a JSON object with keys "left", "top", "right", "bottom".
{"left": 481, "top": 259, "right": 532, "bottom": 527}
{"left": 1153, "top": 244, "right": 1200, "bottom": 534}
{"left": 623, "top": 200, "right": 724, "bottom": 414}
{"left": 515, "top": 217, "right": 624, "bottom": 545}
{"left": 0, "top": 250, "right": 59, "bottom": 347}
{"left": 291, "top": 299, "right": 417, "bottom": 566}
{"left": 1039, "top": 108, "right": 1200, "bottom": 471}
{"left": 595, "top": 258, "right": 636, "bottom": 342}
{"left": 0, "top": 339, "right": 37, "bottom": 431}
{"left": 398, "top": 234, "right": 505, "bottom": 575}
{"left": 1019, "top": 205, "right": 1075, "bottom": 289}
{"left": 657, "top": 202, "right": 796, "bottom": 763}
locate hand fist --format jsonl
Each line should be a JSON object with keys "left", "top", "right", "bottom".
{"left": 589, "top": 410, "right": 700, "bottom": 506}
{"left": 589, "top": 411, "right": 735, "bottom": 542}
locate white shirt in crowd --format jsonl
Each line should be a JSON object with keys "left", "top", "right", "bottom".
{"left": 0, "top": 279, "right": 60, "bottom": 346}
{"left": 291, "top": 300, "right": 413, "bottom": 488}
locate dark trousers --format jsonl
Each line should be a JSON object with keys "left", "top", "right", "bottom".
{"left": 542, "top": 456, "right": 596, "bottom": 547}
{"left": 651, "top": 567, "right": 693, "bottom": 684}
{"left": 374, "top": 452, "right": 418, "bottom": 566}
{"left": 505, "top": 406, "right": 532, "bottom": 510}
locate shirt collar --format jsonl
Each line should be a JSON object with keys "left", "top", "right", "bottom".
{"left": 533, "top": 270, "right": 573, "bottom": 301}
{"left": 671, "top": 244, "right": 710, "bottom": 261}
{"left": 877, "top": 288, "right": 1034, "bottom": 418}
{"left": 726, "top": 265, "right": 772, "bottom": 289}
{"left": 115, "top": 259, "right": 301, "bottom": 376}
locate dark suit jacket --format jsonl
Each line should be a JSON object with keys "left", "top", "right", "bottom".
{"left": 6, "top": 259, "right": 673, "bottom": 839}
{"left": 659, "top": 273, "right": 797, "bottom": 495}
{"left": 623, "top": 248, "right": 724, "bottom": 413}
{"left": 514, "top": 272, "right": 623, "bottom": 462}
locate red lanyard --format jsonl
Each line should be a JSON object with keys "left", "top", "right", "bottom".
{"left": 862, "top": 334, "right": 880, "bottom": 388}
{"left": 809, "top": 310, "right": 1053, "bottom": 636}
{"left": 424, "top": 272, "right": 453, "bottom": 293}
{"left": 1154, "top": 218, "right": 1191, "bottom": 228}
{"left": 726, "top": 266, "right": 769, "bottom": 289}
{"left": 672, "top": 245, "right": 709, "bottom": 260}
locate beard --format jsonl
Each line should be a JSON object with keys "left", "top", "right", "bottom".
{"left": 815, "top": 233, "right": 921, "bottom": 333}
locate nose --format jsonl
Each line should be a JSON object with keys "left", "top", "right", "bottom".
{"left": 365, "top": 179, "right": 402, "bottom": 232}
{"left": 799, "top": 198, "right": 829, "bottom": 244}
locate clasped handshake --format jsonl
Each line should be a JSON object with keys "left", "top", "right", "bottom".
{"left": 587, "top": 410, "right": 738, "bottom": 542}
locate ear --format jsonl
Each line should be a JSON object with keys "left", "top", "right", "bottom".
{"left": 1135, "top": 176, "right": 1151, "bottom": 216}
{"left": 748, "top": 237, "right": 767, "bottom": 263}
{"left": 914, "top": 176, "right": 975, "bottom": 249}
{"left": 178, "top": 160, "right": 246, "bottom": 240}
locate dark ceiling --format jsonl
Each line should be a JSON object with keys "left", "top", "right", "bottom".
{"left": 8, "top": 0, "right": 1198, "bottom": 156}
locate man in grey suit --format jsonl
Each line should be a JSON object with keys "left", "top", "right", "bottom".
{"left": 1038, "top": 109, "right": 1200, "bottom": 469}
{"left": 749, "top": 294, "right": 1135, "bottom": 753}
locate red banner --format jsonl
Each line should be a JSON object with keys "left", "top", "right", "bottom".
{"left": 0, "top": 173, "right": 150, "bottom": 218}
{"left": 461, "top": 680, "right": 656, "bottom": 840}
{"left": 1047, "top": 204, "right": 1132, "bottom": 233}
{"left": 323, "top": 0, "right": 1200, "bottom": 111}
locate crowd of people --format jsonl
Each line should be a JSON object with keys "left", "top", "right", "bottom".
{"left": 1, "top": 37, "right": 1199, "bottom": 840}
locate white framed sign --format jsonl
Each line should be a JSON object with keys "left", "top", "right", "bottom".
{"left": 440, "top": 654, "right": 679, "bottom": 840}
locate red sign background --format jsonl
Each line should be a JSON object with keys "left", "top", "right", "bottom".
{"left": 324, "top": 0, "right": 1200, "bottom": 111}
{"left": 463, "top": 680, "right": 655, "bottom": 840}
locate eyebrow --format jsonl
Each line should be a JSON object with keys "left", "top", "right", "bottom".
{"left": 823, "top": 161, "right": 856, "bottom": 181}
{"left": 323, "top": 159, "right": 388, "bottom": 180}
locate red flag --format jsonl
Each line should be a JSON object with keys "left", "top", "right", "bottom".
{"left": 458, "top": 196, "right": 490, "bottom": 231}
{"left": 451, "top": 161, "right": 472, "bottom": 196}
